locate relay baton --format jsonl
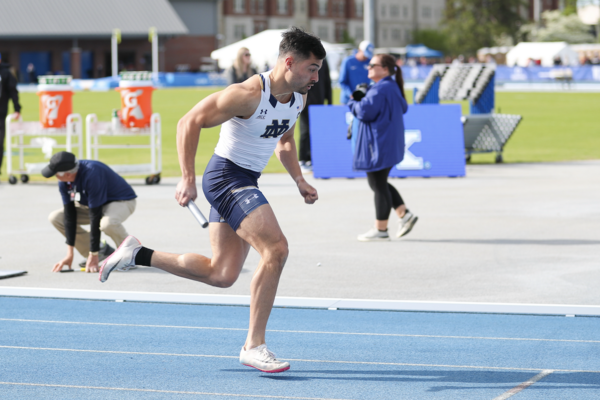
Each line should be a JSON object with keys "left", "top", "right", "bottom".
{"left": 187, "top": 199, "right": 209, "bottom": 228}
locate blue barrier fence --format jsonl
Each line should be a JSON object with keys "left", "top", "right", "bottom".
{"left": 71, "top": 72, "right": 228, "bottom": 91}
{"left": 68, "top": 65, "right": 600, "bottom": 91}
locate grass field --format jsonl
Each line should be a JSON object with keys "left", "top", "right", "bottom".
{"left": 5, "top": 87, "right": 599, "bottom": 180}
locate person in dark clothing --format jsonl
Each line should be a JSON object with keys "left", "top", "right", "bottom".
{"left": 27, "top": 63, "right": 37, "bottom": 84}
{"left": 348, "top": 54, "right": 418, "bottom": 241}
{"left": 0, "top": 53, "right": 22, "bottom": 178}
{"left": 227, "top": 47, "right": 258, "bottom": 85}
{"left": 44, "top": 152, "right": 137, "bottom": 273}
{"left": 298, "top": 57, "right": 332, "bottom": 172}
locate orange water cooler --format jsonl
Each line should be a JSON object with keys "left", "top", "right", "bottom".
{"left": 85, "top": 71, "right": 161, "bottom": 185}
{"left": 37, "top": 75, "right": 74, "bottom": 128}
{"left": 116, "top": 71, "right": 154, "bottom": 128}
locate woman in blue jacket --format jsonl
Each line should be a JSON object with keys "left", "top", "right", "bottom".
{"left": 348, "top": 54, "right": 418, "bottom": 241}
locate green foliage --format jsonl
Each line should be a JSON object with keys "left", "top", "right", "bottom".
{"left": 442, "top": 0, "right": 527, "bottom": 56}
{"left": 341, "top": 30, "right": 356, "bottom": 46}
{"left": 521, "top": 10, "right": 596, "bottom": 43}
{"left": 563, "top": 0, "right": 578, "bottom": 15}
{"left": 411, "top": 29, "right": 448, "bottom": 54}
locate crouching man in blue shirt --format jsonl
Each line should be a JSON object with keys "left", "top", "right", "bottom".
{"left": 43, "top": 151, "right": 137, "bottom": 273}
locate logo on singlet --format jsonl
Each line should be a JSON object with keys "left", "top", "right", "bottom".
{"left": 256, "top": 110, "right": 269, "bottom": 119}
{"left": 260, "top": 119, "right": 290, "bottom": 138}
{"left": 257, "top": 109, "right": 268, "bottom": 120}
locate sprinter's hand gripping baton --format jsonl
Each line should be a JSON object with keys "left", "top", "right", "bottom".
{"left": 187, "top": 200, "right": 209, "bottom": 228}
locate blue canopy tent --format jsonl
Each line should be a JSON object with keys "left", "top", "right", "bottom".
{"left": 406, "top": 44, "right": 443, "bottom": 58}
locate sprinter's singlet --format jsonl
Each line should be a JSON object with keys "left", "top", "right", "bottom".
{"left": 214, "top": 72, "right": 304, "bottom": 172}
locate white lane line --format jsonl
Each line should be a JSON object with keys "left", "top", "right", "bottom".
{"left": 0, "top": 382, "right": 352, "bottom": 400}
{"left": 4, "top": 286, "right": 600, "bottom": 316}
{"left": 1, "top": 318, "right": 599, "bottom": 344}
{"left": 492, "top": 370, "right": 554, "bottom": 400}
{"left": 1, "top": 345, "right": 599, "bottom": 374}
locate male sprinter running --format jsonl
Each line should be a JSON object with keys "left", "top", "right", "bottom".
{"left": 99, "top": 27, "right": 324, "bottom": 373}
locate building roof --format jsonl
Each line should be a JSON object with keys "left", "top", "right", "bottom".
{"left": 0, "top": 0, "right": 188, "bottom": 39}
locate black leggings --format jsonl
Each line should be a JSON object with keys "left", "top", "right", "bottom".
{"left": 366, "top": 167, "right": 404, "bottom": 221}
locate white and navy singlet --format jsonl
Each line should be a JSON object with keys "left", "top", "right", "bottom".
{"left": 214, "top": 72, "right": 304, "bottom": 172}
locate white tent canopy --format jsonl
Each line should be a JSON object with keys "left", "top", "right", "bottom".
{"left": 506, "top": 42, "right": 580, "bottom": 67}
{"left": 210, "top": 30, "right": 350, "bottom": 79}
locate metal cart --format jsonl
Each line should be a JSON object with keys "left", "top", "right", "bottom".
{"left": 85, "top": 113, "right": 162, "bottom": 184}
{"left": 5, "top": 113, "right": 83, "bottom": 184}
{"left": 462, "top": 114, "right": 523, "bottom": 163}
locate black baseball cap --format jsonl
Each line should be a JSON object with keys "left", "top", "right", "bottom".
{"left": 42, "top": 151, "right": 77, "bottom": 178}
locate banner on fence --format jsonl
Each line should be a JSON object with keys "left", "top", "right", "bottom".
{"left": 309, "top": 104, "right": 465, "bottom": 179}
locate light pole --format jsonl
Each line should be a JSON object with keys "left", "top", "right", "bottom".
{"left": 112, "top": 28, "right": 121, "bottom": 77}
{"left": 364, "top": 0, "right": 376, "bottom": 45}
{"left": 149, "top": 27, "right": 158, "bottom": 79}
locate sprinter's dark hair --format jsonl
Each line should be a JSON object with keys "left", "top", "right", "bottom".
{"left": 279, "top": 27, "right": 326, "bottom": 61}
{"left": 376, "top": 53, "right": 405, "bottom": 100}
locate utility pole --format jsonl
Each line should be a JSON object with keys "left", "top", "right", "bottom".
{"left": 414, "top": 0, "right": 419, "bottom": 30}
{"left": 112, "top": 29, "right": 121, "bottom": 77}
{"left": 364, "top": 0, "right": 376, "bottom": 45}
{"left": 533, "top": 0, "right": 541, "bottom": 25}
{"left": 149, "top": 27, "right": 158, "bottom": 79}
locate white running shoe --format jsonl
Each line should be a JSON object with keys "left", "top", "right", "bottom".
{"left": 239, "top": 344, "right": 290, "bottom": 373}
{"left": 397, "top": 211, "right": 418, "bottom": 238}
{"left": 99, "top": 236, "right": 142, "bottom": 283}
{"left": 357, "top": 228, "right": 390, "bottom": 242}
{"left": 299, "top": 161, "right": 313, "bottom": 174}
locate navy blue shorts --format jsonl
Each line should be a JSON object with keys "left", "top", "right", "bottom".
{"left": 202, "top": 154, "right": 269, "bottom": 232}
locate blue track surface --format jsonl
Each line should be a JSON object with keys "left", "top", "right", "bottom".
{"left": 1, "top": 297, "right": 599, "bottom": 399}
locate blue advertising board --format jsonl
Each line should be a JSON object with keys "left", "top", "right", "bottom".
{"left": 309, "top": 104, "right": 465, "bottom": 179}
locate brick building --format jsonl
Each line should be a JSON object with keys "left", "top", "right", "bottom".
{"left": 219, "top": 0, "right": 446, "bottom": 48}
{"left": 1, "top": 0, "right": 453, "bottom": 81}
{"left": 0, "top": 0, "right": 219, "bottom": 81}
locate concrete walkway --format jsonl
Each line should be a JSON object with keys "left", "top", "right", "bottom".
{"left": 1, "top": 161, "right": 599, "bottom": 306}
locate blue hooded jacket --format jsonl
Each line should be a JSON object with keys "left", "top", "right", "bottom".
{"left": 347, "top": 76, "right": 408, "bottom": 172}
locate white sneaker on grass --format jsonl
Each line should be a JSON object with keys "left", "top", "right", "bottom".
{"left": 239, "top": 344, "right": 290, "bottom": 373}
{"left": 99, "top": 236, "right": 142, "bottom": 283}
{"left": 397, "top": 211, "right": 418, "bottom": 238}
{"left": 357, "top": 228, "right": 390, "bottom": 242}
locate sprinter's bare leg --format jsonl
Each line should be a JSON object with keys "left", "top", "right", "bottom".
{"left": 148, "top": 204, "right": 286, "bottom": 349}
{"left": 149, "top": 222, "right": 250, "bottom": 288}
{"left": 234, "top": 204, "right": 288, "bottom": 350}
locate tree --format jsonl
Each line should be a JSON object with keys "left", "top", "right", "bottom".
{"left": 411, "top": 29, "right": 448, "bottom": 54}
{"left": 442, "top": 0, "right": 527, "bottom": 56}
{"left": 341, "top": 30, "right": 356, "bottom": 46}
{"left": 521, "top": 10, "right": 596, "bottom": 43}
{"left": 562, "top": 0, "right": 578, "bottom": 15}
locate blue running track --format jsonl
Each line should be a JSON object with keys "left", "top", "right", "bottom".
{"left": 1, "top": 297, "right": 599, "bottom": 399}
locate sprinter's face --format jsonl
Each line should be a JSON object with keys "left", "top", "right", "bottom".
{"left": 286, "top": 54, "right": 322, "bottom": 94}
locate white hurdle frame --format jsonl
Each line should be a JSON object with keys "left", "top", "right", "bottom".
{"left": 85, "top": 113, "right": 162, "bottom": 179}
{"left": 5, "top": 113, "right": 83, "bottom": 178}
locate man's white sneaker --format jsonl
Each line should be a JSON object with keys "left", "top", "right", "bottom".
{"left": 99, "top": 236, "right": 142, "bottom": 283}
{"left": 239, "top": 344, "right": 290, "bottom": 373}
{"left": 357, "top": 228, "right": 390, "bottom": 242}
{"left": 299, "top": 161, "right": 313, "bottom": 174}
{"left": 397, "top": 211, "right": 418, "bottom": 238}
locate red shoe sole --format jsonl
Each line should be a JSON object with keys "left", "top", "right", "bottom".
{"left": 242, "top": 363, "right": 290, "bottom": 373}
{"left": 98, "top": 236, "right": 140, "bottom": 282}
